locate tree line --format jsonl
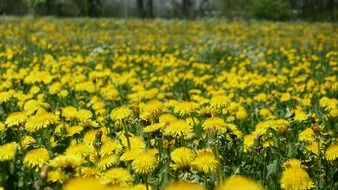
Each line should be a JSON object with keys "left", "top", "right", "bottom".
{"left": 0, "top": 0, "right": 337, "bottom": 21}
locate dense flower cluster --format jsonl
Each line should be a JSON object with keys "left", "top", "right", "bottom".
{"left": 0, "top": 18, "right": 337, "bottom": 190}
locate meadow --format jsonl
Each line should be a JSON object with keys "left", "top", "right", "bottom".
{"left": 0, "top": 18, "right": 337, "bottom": 190}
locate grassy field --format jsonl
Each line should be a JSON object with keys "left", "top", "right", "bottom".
{"left": 0, "top": 18, "right": 337, "bottom": 190}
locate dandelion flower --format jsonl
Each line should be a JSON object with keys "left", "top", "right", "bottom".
{"left": 143, "top": 123, "right": 165, "bottom": 133}
{"left": 132, "top": 152, "right": 158, "bottom": 175}
{"left": 0, "top": 142, "right": 18, "bottom": 161}
{"left": 191, "top": 148, "right": 218, "bottom": 173}
{"left": 299, "top": 128, "right": 315, "bottom": 142}
{"left": 47, "top": 169, "right": 67, "bottom": 183}
{"left": 23, "top": 148, "right": 50, "bottom": 169}
{"left": 25, "top": 112, "right": 58, "bottom": 132}
{"left": 5, "top": 111, "right": 28, "bottom": 127}
{"left": 62, "top": 106, "right": 78, "bottom": 120}
{"left": 110, "top": 106, "right": 133, "bottom": 121}
{"left": 20, "top": 136, "right": 36, "bottom": 149}
{"left": 325, "top": 144, "right": 338, "bottom": 161}
{"left": 172, "top": 101, "right": 198, "bottom": 116}
{"left": 283, "top": 159, "right": 303, "bottom": 169}
{"left": 163, "top": 120, "right": 193, "bottom": 138}
{"left": 164, "top": 181, "right": 206, "bottom": 190}
{"left": 102, "top": 167, "right": 133, "bottom": 186}
{"left": 170, "top": 147, "right": 195, "bottom": 169}
{"left": 202, "top": 117, "right": 227, "bottom": 133}
{"left": 63, "top": 177, "right": 110, "bottom": 190}
{"left": 210, "top": 95, "right": 229, "bottom": 109}
{"left": 218, "top": 175, "right": 265, "bottom": 190}
{"left": 97, "top": 155, "right": 119, "bottom": 171}
{"left": 280, "top": 166, "right": 314, "bottom": 190}
{"left": 0, "top": 122, "right": 5, "bottom": 132}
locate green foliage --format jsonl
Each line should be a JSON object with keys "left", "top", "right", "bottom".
{"left": 250, "top": 0, "right": 293, "bottom": 21}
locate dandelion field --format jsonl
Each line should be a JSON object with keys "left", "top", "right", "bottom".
{"left": 0, "top": 18, "right": 337, "bottom": 190}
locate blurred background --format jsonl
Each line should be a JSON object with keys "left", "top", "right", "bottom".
{"left": 0, "top": 0, "right": 337, "bottom": 21}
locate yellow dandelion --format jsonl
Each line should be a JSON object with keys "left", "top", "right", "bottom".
{"left": 80, "top": 167, "right": 101, "bottom": 178}
{"left": 133, "top": 183, "right": 149, "bottom": 190}
{"left": 102, "top": 167, "right": 133, "bottom": 186}
{"left": 76, "top": 109, "right": 93, "bottom": 121}
{"left": 20, "top": 136, "right": 36, "bottom": 149}
{"left": 62, "top": 106, "right": 78, "bottom": 120}
{"left": 202, "top": 117, "right": 227, "bottom": 133}
{"left": 164, "top": 181, "right": 206, "bottom": 190}
{"left": 139, "top": 100, "right": 164, "bottom": 121}
{"left": 5, "top": 111, "right": 28, "bottom": 127}
{"left": 143, "top": 123, "right": 165, "bottom": 133}
{"left": 66, "top": 125, "right": 84, "bottom": 136}
{"left": 283, "top": 159, "right": 303, "bottom": 169}
{"left": 63, "top": 177, "right": 111, "bottom": 190}
{"left": 0, "top": 122, "right": 5, "bottom": 132}
{"left": 25, "top": 112, "right": 58, "bottom": 132}
{"left": 23, "top": 148, "right": 50, "bottom": 169}
{"left": 294, "top": 109, "right": 308, "bottom": 121}
{"left": 110, "top": 106, "right": 133, "bottom": 121}
{"left": 159, "top": 114, "right": 178, "bottom": 124}
{"left": 210, "top": 95, "right": 229, "bottom": 109}
{"left": 0, "top": 90, "right": 14, "bottom": 103}
{"left": 191, "top": 148, "right": 218, "bottom": 173}
{"left": 243, "top": 134, "right": 255, "bottom": 151}
{"left": 172, "top": 101, "right": 198, "bottom": 116}
{"left": 170, "top": 147, "right": 195, "bottom": 170}
{"left": 97, "top": 155, "right": 119, "bottom": 171}
{"left": 100, "top": 139, "right": 123, "bottom": 156}
{"left": 218, "top": 175, "right": 265, "bottom": 190}
{"left": 50, "top": 154, "right": 83, "bottom": 168}
{"left": 47, "top": 169, "right": 67, "bottom": 183}
{"left": 131, "top": 152, "right": 158, "bottom": 175}
{"left": 280, "top": 166, "right": 314, "bottom": 190}
{"left": 299, "top": 128, "right": 315, "bottom": 142}
{"left": 0, "top": 142, "right": 18, "bottom": 161}
{"left": 120, "top": 148, "right": 143, "bottom": 162}
{"left": 325, "top": 144, "right": 338, "bottom": 161}
{"left": 163, "top": 120, "right": 193, "bottom": 138}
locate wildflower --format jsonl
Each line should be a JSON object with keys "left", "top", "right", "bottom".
{"left": 5, "top": 111, "right": 28, "bottom": 127}
{"left": 325, "top": 144, "right": 338, "bottom": 161}
{"left": 102, "top": 167, "right": 133, "bottom": 186}
{"left": 47, "top": 169, "right": 67, "bottom": 183}
{"left": 0, "top": 90, "right": 14, "bottom": 103}
{"left": 172, "top": 101, "right": 198, "bottom": 116}
{"left": 20, "top": 136, "right": 36, "bottom": 149}
{"left": 202, "top": 117, "right": 227, "bottom": 133}
{"left": 132, "top": 152, "right": 158, "bottom": 175}
{"left": 50, "top": 154, "right": 83, "bottom": 168}
{"left": 218, "top": 175, "right": 265, "bottom": 190}
{"left": 170, "top": 147, "right": 195, "bottom": 170}
{"left": 143, "top": 123, "right": 165, "bottom": 133}
{"left": 280, "top": 166, "right": 314, "bottom": 190}
{"left": 81, "top": 167, "right": 101, "bottom": 178}
{"left": 0, "top": 122, "right": 5, "bottom": 132}
{"left": 164, "top": 181, "right": 206, "bottom": 190}
{"left": 62, "top": 106, "right": 78, "bottom": 120}
{"left": 139, "top": 100, "right": 164, "bottom": 121}
{"left": 97, "top": 155, "right": 119, "bottom": 171}
{"left": 110, "top": 106, "right": 133, "bottom": 121}
{"left": 191, "top": 148, "right": 218, "bottom": 173}
{"left": 63, "top": 177, "right": 110, "bottom": 190}
{"left": 0, "top": 142, "right": 17, "bottom": 161}
{"left": 299, "top": 128, "right": 315, "bottom": 142}
{"left": 23, "top": 148, "right": 50, "bottom": 169}
{"left": 163, "top": 120, "right": 193, "bottom": 138}
{"left": 283, "top": 159, "right": 303, "bottom": 169}
{"left": 100, "top": 139, "right": 123, "bottom": 156}
{"left": 210, "top": 95, "right": 229, "bottom": 109}
{"left": 76, "top": 109, "right": 93, "bottom": 121}
{"left": 25, "top": 112, "right": 58, "bottom": 132}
